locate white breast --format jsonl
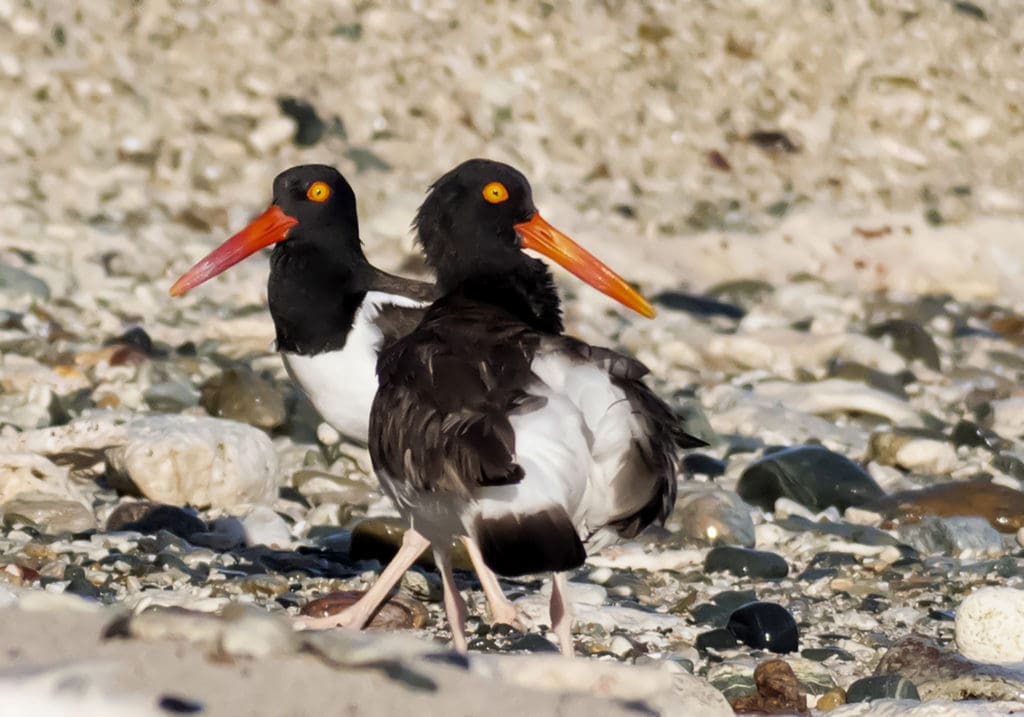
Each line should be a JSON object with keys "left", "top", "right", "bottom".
{"left": 282, "top": 291, "right": 428, "bottom": 443}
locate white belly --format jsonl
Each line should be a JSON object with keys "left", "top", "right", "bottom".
{"left": 282, "top": 291, "right": 427, "bottom": 444}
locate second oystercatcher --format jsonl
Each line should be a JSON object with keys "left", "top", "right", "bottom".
{"left": 312, "top": 159, "right": 704, "bottom": 655}
{"left": 169, "top": 165, "right": 520, "bottom": 626}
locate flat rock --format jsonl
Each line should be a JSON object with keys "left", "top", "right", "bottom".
{"left": 1, "top": 495, "right": 96, "bottom": 533}
{"left": 874, "top": 478, "right": 1024, "bottom": 534}
{"left": 301, "top": 590, "right": 428, "bottom": 631}
{"left": 670, "top": 487, "right": 756, "bottom": 547}
{"left": 876, "top": 634, "right": 1024, "bottom": 701}
{"left": 899, "top": 515, "right": 1004, "bottom": 557}
{"left": 752, "top": 379, "right": 923, "bottom": 427}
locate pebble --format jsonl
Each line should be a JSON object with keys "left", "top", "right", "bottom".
{"left": 729, "top": 659, "right": 808, "bottom": 715}
{"left": 869, "top": 429, "right": 958, "bottom": 474}
{"left": 670, "top": 487, "right": 755, "bottom": 547}
{"left": 737, "top": 445, "right": 885, "bottom": 513}
{"left": 875, "top": 477, "right": 1024, "bottom": 533}
{"left": 955, "top": 586, "right": 1024, "bottom": 663}
{"left": 845, "top": 674, "right": 920, "bottom": 703}
{"left": 867, "top": 319, "right": 941, "bottom": 371}
{"left": 900, "top": 515, "right": 1004, "bottom": 557}
{"left": 105, "top": 502, "right": 206, "bottom": 539}
{"left": 752, "top": 379, "right": 923, "bottom": 427}
{"left": 200, "top": 366, "right": 286, "bottom": 430}
{"left": 300, "top": 590, "right": 428, "bottom": 630}
{"left": 0, "top": 263, "right": 50, "bottom": 299}
{"left": 704, "top": 546, "right": 789, "bottom": 579}
{"left": 991, "top": 397, "right": 1024, "bottom": 439}
{"left": 240, "top": 506, "right": 291, "bottom": 548}
{"left": 816, "top": 687, "right": 846, "bottom": 710}
{"left": 726, "top": 602, "right": 799, "bottom": 654}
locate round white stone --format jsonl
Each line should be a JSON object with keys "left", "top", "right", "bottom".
{"left": 955, "top": 586, "right": 1024, "bottom": 663}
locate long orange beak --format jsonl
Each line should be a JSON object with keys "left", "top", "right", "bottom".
{"left": 514, "top": 212, "right": 656, "bottom": 319}
{"left": 169, "top": 205, "right": 298, "bottom": 297}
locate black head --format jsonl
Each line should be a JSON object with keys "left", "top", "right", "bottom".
{"left": 414, "top": 159, "right": 537, "bottom": 288}
{"left": 170, "top": 164, "right": 363, "bottom": 296}
{"left": 413, "top": 158, "right": 656, "bottom": 320}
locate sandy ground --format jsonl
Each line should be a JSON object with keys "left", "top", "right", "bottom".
{"left": 0, "top": 605, "right": 640, "bottom": 717}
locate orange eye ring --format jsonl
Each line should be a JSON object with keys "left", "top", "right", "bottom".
{"left": 307, "top": 181, "right": 331, "bottom": 203}
{"left": 482, "top": 181, "right": 509, "bottom": 204}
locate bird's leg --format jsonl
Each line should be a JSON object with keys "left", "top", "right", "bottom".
{"left": 295, "top": 527, "right": 430, "bottom": 631}
{"left": 434, "top": 545, "right": 468, "bottom": 654}
{"left": 549, "top": 571, "right": 575, "bottom": 658}
{"left": 459, "top": 535, "right": 522, "bottom": 628}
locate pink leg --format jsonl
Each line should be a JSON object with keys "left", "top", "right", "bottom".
{"left": 459, "top": 535, "right": 521, "bottom": 628}
{"left": 435, "top": 546, "right": 468, "bottom": 654}
{"left": 295, "top": 528, "right": 430, "bottom": 630}
{"left": 549, "top": 572, "right": 574, "bottom": 658}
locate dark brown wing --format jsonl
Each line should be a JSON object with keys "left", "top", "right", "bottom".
{"left": 369, "top": 298, "right": 545, "bottom": 501}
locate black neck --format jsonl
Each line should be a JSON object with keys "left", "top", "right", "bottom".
{"left": 267, "top": 241, "right": 371, "bottom": 355}
{"left": 446, "top": 258, "right": 563, "bottom": 333}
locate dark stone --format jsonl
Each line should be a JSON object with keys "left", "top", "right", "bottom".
{"left": 63, "top": 564, "right": 102, "bottom": 600}
{"left": 105, "top": 326, "right": 154, "bottom": 355}
{"left": 846, "top": 675, "right": 920, "bottom": 703}
{"left": 801, "top": 646, "right": 855, "bottom": 662}
{"left": 747, "top": 130, "right": 800, "bottom": 153}
{"left": 682, "top": 453, "right": 726, "bottom": 478}
{"left": 696, "top": 628, "right": 740, "bottom": 653}
{"left": 158, "top": 695, "right": 205, "bottom": 713}
{"left": 726, "top": 602, "right": 799, "bottom": 654}
{"left": 508, "top": 632, "right": 561, "bottom": 654}
{"left": 776, "top": 514, "right": 907, "bottom": 548}
{"left": 704, "top": 546, "right": 788, "bottom": 579}
{"left": 737, "top": 445, "right": 885, "bottom": 513}
{"left": 651, "top": 290, "right": 744, "bottom": 319}
{"left": 928, "top": 607, "right": 956, "bottom": 622}
{"left": 345, "top": 147, "right": 392, "bottom": 173}
{"left": 277, "top": 97, "right": 326, "bottom": 146}
{"left": 107, "top": 502, "right": 206, "bottom": 540}
{"left": 951, "top": 420, "right": 1002, "bottom": 450}
{"left": 953, "top": 1, "right": 987, "bottom": 20}
{"left": 867, "top": 319, "right": 941, "bottom": 371}
{"left": 704, "top": 279, "right": 774, "bottom": 308}
{"left": 994, "top": 454, "right": 1024, "bottom": 480}
{"left": 690, "top": 589, "right": 759, "bottom": 627}
{"left": 808, "top": 551, "right": 860, "bottom": 569}
{"left": 796, "top": 567, "right": 837, "bottom": 582}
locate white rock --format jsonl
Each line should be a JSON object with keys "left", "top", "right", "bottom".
{"left": 956, "top": 586, "right": 1024, "bottom": 664}
{"left": 753, "top": 379, "right": 923, "bottom": 427}
{"left": 0, "top": 663, "right": 163, "bottom": 717}
{"left": 0, "top": 413, "right": 279, "bottom": 509}
{"left": 472, "top": 654, "right": 733, "bottom": 717}
{"left": 894, "top": 438, "right": 959, "bottom": 474}
{"left": 246, "top": 116, "right": 296, "bottom": 154}
{"left": 241, "top": 505, "right": 291, "bottom": 548}
{"left": 587, "top": 543, "right": 702, "bottom": 572}
{"left": 0, "top": 452, "right": 90, "bottom": 506}
{"left": 991, "top": 397, "right": 1024, "bottom": 439}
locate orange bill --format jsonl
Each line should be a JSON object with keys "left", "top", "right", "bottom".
{"left": 169, "top": 205, "right": 298, "bottom": 296}
{"left": 514, "top": 212, "right": 656, "bottom": 318}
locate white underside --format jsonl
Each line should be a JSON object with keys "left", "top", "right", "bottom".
{"left": 467, "top": 349, "right": 648, "bottom": 554}
{"left": 282, "top": 291, "right": 428, "bottom": 443}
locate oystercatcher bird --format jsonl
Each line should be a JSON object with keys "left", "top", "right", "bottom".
{"left": 169, "top": 165, "right": 521, "bottom": 627}
{"left": 338, "top": 159, "right": 703, "bottom": 655}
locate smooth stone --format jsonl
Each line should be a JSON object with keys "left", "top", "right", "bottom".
{"left": 777, "top": 514, "right": 906, "bottom": 547}
{"left": 704, "top": 278, "right": 774, "bottom": 308}
{"left": 868, "top": 429, "right": 958, "bottom": 474}
{"left": 681, "top": 452, "right": 726, "bottom": 478}
{"left": 349, "top": 517, "right": 472, "bottom": 571}
{"left": 691, "top": 589, "right": 760, "bottom": 627}
{"left": 726, "top": 602, "right": 799, "bottom": 654}
{"left": 752, "top": 379, "right": 923, "bottom": 427}
{"left": 816, "top": 687, "right": 846, "bottom": 711}
{"left": 867, "top": 319, "right": 941, "bottom": 371}
{"left": 652, "top": 290, "right": 745, "bottom": 319}
{"left": 729, "top": 659, "right": 807, "bottom": 715}
{"left": 105, "top": 502, "right": 205, "bottom": 540}
{"left": 300, "top": 590, "right": 428, "bottom": 630}
{"left": 802, "top": 646, "right": 855, "bottom": 662}
{"left": 241, "top": 506, "right": 291, "bottom": 548}
{"left": 951, "top": 420, "right": 1002, "bottom": 450}
{"left": 0, "top": 263, "right": 50, "bottom": 299}
{"left": 704, "top": 546, "right": 789, "bottom": 579}
{"left": 2, "top": 496, "right": 95, "bottom": 533}
{"left": 846, "top": 674, "right": 920, "bottom": 703}
{"left": 670, "top": 487, "right": 755, "bottom": 547}
{"left": 956, "top": 587, "right": 1024, "bottom": 663}
{"left": 900, "top": 515, "right": 1003, "bottom": 557}
{"left": 200, "top": 366, "right": 286, "bottom": 430}
{"left": 876, "top": 633, "right": 1024, "bottom": 701}
{"left": 737, "top": 445, "right": 885, "bottom": 513}
{"left": 874, "top": 478, "right": 1024, "bottom": 533}
{"left": 994, "top": 454, "right": 1024, "bottom": 481}
{"left": 143, "top": 380, "right": 201, "bottom": 413}
{"left": 189, "top": 516, "right": 246, "bottom": 550}
{"left": 827, "top": 359, "right": 909, "bottom": 399}
{"left": 696, "top": 628, "right": 740, "bottom": 653}
{"left": 991, "top": 397, "right": 1024, "bottom": 439}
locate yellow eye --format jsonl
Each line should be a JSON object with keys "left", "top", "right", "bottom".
{"left": 482, "top": 181, "right": 509, "bottom": 204}
{"left": 307, "top": 181, "right": 330, "bottom": 203}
